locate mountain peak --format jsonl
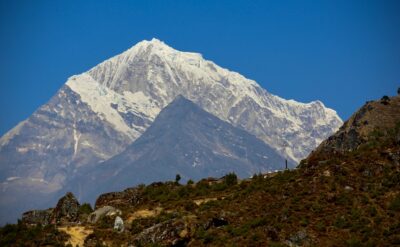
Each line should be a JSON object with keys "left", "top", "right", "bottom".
{"left": 68, "top": 38, "right": 342, "bottom": 163}
{"left": 139, "top": 38, "right": 168, "bottom": 47}
{"left": 126, "top": 38, "right": 175, "bottom": 55}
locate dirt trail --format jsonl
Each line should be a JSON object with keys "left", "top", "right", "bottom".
{"left": 58, "top": 226, "right": 93, "bottom": 247}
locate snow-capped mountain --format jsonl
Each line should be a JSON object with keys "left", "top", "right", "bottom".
{"left": 66, "top": 38, "right": 342, "bottom": 162}
{"left": 0, "top": 38, "right": 342, "bottom": 224}
{"left": 72, "top": 95, "right": 294, "bottom": 203}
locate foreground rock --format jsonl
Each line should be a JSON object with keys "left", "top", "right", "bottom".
{"left": 21, "top": 208, "right": 54, "bottom": 226}
{"left": 87, "top": 206, "right": 121, "bottom": 223}
{"left": 113, "top": 216, "right": 124, "bottom": 232}
{"left": 133, "top": 220, "right": 188, "bottom": 246}
{"left": 21, "top": 192, "right": 80, "bottom": 225}
{"left": 52, "top": 192, "right": 80, "bottom": 224}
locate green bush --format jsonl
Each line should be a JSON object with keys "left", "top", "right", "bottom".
{"left": 79, "top": 203, "right": 93, "bottom": 215}
{"left": 334, "top": 215, "right": 350, "bottom": 229}
{"left": 388, "top": 194, "right": 400, "bottom": 211}
{"left": 224, "top": 173, "right": 238, "bottom": 186}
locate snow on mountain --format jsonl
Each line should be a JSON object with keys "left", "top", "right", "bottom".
{"left": 0, "top": 38, "right": 342, "bottom": 224}
{"left": 66, "top": 38, "right": 342, "bottom": 162}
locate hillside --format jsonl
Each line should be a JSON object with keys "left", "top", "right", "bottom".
{"left": 1, "top": 95, "right": 398, "bottom": 246}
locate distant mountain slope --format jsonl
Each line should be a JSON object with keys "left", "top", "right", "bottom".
{"left": 0, "top": 38, "right": 341, "bottom": 224}
{"left": 76, "top": 96, "right": 291, "bottom": 202}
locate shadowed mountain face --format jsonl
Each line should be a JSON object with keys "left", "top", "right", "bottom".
{"left": 75, "top": 96, "right": 292, "bottom": 202}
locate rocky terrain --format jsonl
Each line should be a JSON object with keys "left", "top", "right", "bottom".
{"left": 1, "top": 94, "right": 398, "bottom": 246}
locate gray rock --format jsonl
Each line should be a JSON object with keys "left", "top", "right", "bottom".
{"left": 287, "top": 230, "right": 308, "bottom": 246}
{"left": 22, "top": 208, "right": 53, "bottom": 226}
{"left": 133, "top": 219, "right": 187, "bottom": 246}
{"left": 52, "top": 192, "right": 80, "bottom": 224}
{"left": 114, "top": 216, "right": 124, "bottom": 232}
{"left": 87, "top": 206, "right": 121, "bottom": 223}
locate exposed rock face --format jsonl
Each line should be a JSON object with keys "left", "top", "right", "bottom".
{"left": 52, "top": 192, "right": 80, "bottom": 224}
{"left": 133, "top": 219, "right": 187, "bottom": 246}
{"left": 21, "top": 209, "right": 54, "bottom": 226}
{"left": 306, "top": 95, "right": 400, "bottom": 161}
{"left": 87, "top": 206, "right": 121, "bottom": 224}
{"left": 94, "top": 187, "right": 144, "bottom": 210}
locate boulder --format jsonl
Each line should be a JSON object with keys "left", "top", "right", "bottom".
{"left": 133, "top": 220, "right": 187, "bottom": 246}
{"left": 52, "top": 192, "right": 80, "bottom": 224}
{"left": 287, "top": 230, "right": 309, "bottom": 246}
{"left": 114, "top": 216, "right": 124, "bottom": 232}
{"left": 204, "top": 217, "right": 229, "bottom": 230}
{"left": 87, "top": 206, "right": 121, "bottom": 223}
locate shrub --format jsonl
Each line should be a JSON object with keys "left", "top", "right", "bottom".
{"left": 316, "top": 221, "right": 326, "bottom": 232}
{"left": 346, "top": 237, "right": 362, "bottom": 247}
{"left": 388, "top": 194, "right": 400, "bottom": 211}
{"left": 224, "top": 173, "right": 238, "bottom": 186}
{"left": 381, "top": 95, "right": 390, "bottom": 105}
{"left": 175, "top": 174, "right": 181, "bottom": 184}
{"left": 334, "top": 215, "right": 349, "bottom": 229}
{"left": 79, "top": 203, "right": 93, "bottom": 215}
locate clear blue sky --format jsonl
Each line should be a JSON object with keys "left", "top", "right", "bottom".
{"left": 0, "top": 0, "right": 399, "bottom": 136}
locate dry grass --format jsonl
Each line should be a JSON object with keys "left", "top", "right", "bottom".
{"left": 126, "top": 207, "right": 163, "bottom": 224}
{"left": 193, "top": 197, "right": 222, "bottom": 205}
{"left": 58, "top": 226, "right": 93, "bottom": 247}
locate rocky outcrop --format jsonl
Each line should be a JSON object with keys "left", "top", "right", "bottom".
{"left": 133, "top": 219, "right": 188, "bottom": 246}
{"left": 21, "top": 192, "right": 80, "bottom": 225}
{"left": 94, "top": 187, "right": 144, "bottom": 209}
{"left": 52, "top": 192, "right": 80, "bottom": 224}
{"left": 21, "top": 209, "right": 54, "bottom": 226}
{"left": 305, "top": 95, "right": 400, "bottom": 162}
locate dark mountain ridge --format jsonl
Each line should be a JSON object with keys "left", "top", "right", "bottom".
{"left": 74, "top": 95, "right": 291, "bottom": 203}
